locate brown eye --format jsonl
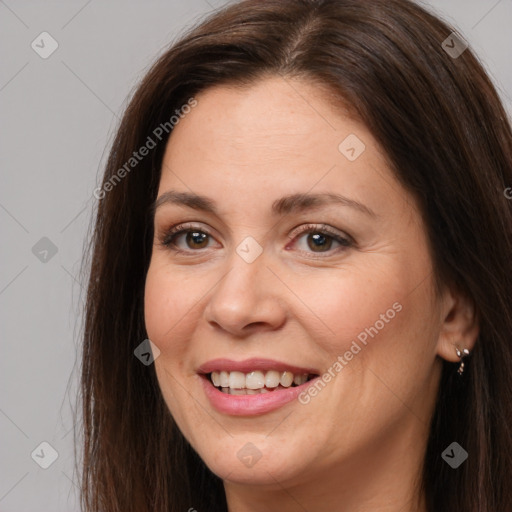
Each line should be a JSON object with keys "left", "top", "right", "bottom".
{"left": 182, "top": 231, "right": 209, "bottom": 249}
{"left": 163, "top": 229, "right": 211, "bottom": 250}
{"left": 160, "top": 224, "right": 216, "bottom": 253}
{"left": 305, "top": 232, "right": 334, "bottom": 252}
{"left": 291, "top": 224, "right": 353, "bottom": 257}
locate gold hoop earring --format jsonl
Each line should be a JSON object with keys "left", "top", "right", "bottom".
{"left": 455, "top": 346, "right": 470, "bottom": 375}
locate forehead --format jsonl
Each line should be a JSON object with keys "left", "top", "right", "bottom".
{"left": 157, "top": 76, "right": 409, "bottom": 222}
{"left": 165, "top": 76, "right": 361, "bottom": 157}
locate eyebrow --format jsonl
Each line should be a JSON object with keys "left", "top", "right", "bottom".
{"left": 152, "top": 190, "right": 377, "bottom": 218}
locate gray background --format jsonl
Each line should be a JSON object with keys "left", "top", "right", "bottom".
{"left": 1, "top": 0, "right": 510, "bottom": 510}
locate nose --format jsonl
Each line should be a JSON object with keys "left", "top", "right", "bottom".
{"left": 203, "top": 248, "right": 287, "bottom": 337}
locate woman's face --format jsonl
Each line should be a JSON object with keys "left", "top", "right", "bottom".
{"left": 144, "top": 76, "right": 448, "bottom": 492}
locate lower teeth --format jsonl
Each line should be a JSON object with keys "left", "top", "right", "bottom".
{"left": 219, "top": 385, "right": 290, "bottom": 395}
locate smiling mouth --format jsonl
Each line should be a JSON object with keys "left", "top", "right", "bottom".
{"left": 207, "top": 370, "right": 318, "bottom": 395}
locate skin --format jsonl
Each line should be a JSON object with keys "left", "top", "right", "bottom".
{"left": 144, "top": 75, "right": 479, "bottom": 512}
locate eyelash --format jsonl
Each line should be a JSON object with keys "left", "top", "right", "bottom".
{"left": 158, "top": 222, "right": 353, "bottom": 258}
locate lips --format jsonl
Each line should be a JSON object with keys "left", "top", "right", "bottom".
{"left": 197, "top": 357, "right": 320, "bottom": 375}
{"left": 197, "top": 358, "right": 321, "bottom": 415}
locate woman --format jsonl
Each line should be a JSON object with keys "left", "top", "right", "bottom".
{"left": 80, "top": 0, "right": 512, "bottom": 510}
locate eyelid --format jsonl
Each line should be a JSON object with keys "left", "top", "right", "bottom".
{"left": 289, "top": 223, "right": 353, "bottom": 243}
{"left": 158, "top": 221, "right": 354, "bottom": 256}
{"left": 287, "top": 223, "right": 353, "bottom": 258}
{"left": 158, "top": 222, "right": 217, "bottom": 248}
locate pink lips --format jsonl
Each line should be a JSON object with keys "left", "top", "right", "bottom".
{"left": 197, "top": 358, "right": 320, "bottom": 416}
{"left": 197, "top": 357, "right": 319, "bottom": 375}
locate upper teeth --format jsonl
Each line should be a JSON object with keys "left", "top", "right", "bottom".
{"left": 210, "top": 370, "right": 309, "bottom": 389}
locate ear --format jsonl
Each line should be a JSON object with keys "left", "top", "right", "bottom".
{"left": 436, "top": 283, "right": 479, "bottom": 363}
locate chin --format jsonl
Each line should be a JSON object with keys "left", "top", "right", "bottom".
{"left": 194, "top": 437, "right": 309, "bottom": 487}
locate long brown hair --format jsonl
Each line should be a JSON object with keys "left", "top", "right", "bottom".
{"left": 79, "top": 0, "right": 512, "bottom": 510}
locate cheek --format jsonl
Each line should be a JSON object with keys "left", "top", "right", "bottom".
{"left": 288, "top": 264, "right": 406, "bottom": 357}
{"left": 288, "top": 255, "right": 437, "bottom": 393}
{"left": 144, "top": 262, "right": 205, "bottom": 431}
{"left": 144, "top": 260, "right": 200, "bottom": 351}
